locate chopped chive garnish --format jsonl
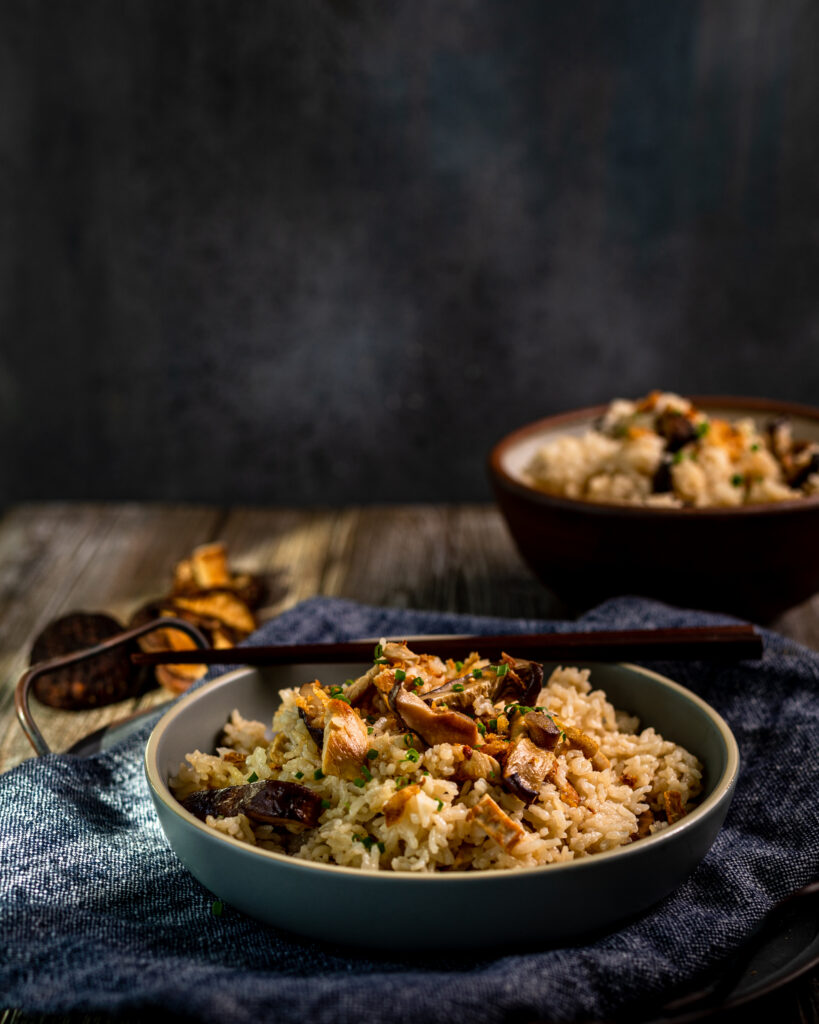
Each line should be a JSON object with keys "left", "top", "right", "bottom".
{"left": 452, "top": 683, "right": 465, "bottom": 692}
{"left": 436, "top": 799, "right": 443, "bottom": 811}
{"left": 294, "top": 771, "right": 304, "bottom": 779}
{"left": 345, "top": 678, "right": 355, "bottom": 686}
{"left": 455, "top": 660, "right": 464, "bottom": 671}
{"left": 472, "top": 667, "right": 483, "bottom": 678}
{"left": 211, "top": 900, "right": 223, "bottom": 917}
{"left": 374, "top": 643, "right": 383, "bottom": 659}
{"left": 367, "top": 726, "right": 374, "bottom": 734}
{"left": 321, "top": 799, "right": 331, "bottom": 809}
{"left": 489, "top": 771, "right": 496, "bottom": 778}
{"left": 313, "top": 769, "right": 324, "bottom": 780}
{"left": 696, "top": 421, "right": 710, "bottom": 437}
{"left": 375, "top": 658, "right": 389, "bottom": 665}
{"left": 751, "top": 443, "right": 760, "bottom": 452}
{"left": 361, "top": 767, "right": 373, "bottom": 782}
{"left": 489, "top": 719, "right": 498, "bottom": 732}
{"left": 403, "top": 733, "right": 414, "bottom": 747}
{"left": 413, "top": 677, "right": 423, "bottom": 688}
{"left": 246, "top": 772, "right": 258, "bottom": 783}
{"left": 404, "top": 748, "right": 420, "bottom": 763}
{"left": 731, "top": 474, "right": 743, "bottom": 486}
{"left": 394, "top": 668, "right": 406, "bottom": 682}
{"left": 672, "top": 450, "right": 684, "bottom": 464}
{"left": 366, "top": 715, "right": 375, "bottom": 724}
{"left": 353, "top": 778, "right": 366, "bottom": 788}
{"left": 477, "top": 722, "right": 486, "bottom": 735}
{"left": 422, "top": 769, "right": 430, "bottom": 776}
{"left": 377, "top": 841, "right": 385, "bottom": 854}
{"left": 367, "top": 749, "right": 378, "bottom": 760}
{"left": 496, "top": 663, "right": 509, "bottom": 677}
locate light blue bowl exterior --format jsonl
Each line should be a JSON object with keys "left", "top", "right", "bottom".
{"left": 146, "top": 661, "right": 739, "bottom": 949}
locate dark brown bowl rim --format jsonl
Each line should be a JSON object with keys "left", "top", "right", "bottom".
{"left": 488, "top": 395, "right": 819, "bottom": 519}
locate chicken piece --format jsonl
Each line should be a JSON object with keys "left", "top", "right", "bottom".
{"left": 181, "top": 779, "right": 322, "bottom": 829}
{"left": 546, "top": 758, "right": 580, "bottom": 808}
{"left": 321, "top": 699, "right": 369, "bottom": 780}
{"left": 383, "top": 784, "right": 421, "bottom": 826}
{"left": 424, "top": 657, "right": 542, "bottom": 715}
{"left": 502, "top": 737, "right": 555, "bottom": 804}
{"left": 390, "top": 685, "right": 478, "bottom": 747}
{"left": 449, "top": 745, "right": 501, "bottom": 782}
{"left": 663, "top": 789, "right": 686, "bottom": 825}
{"left": 219, "top": 750, "right": 249, "bottom": 767}
{"left": 631, "top": 809, "right": 655, "bottom": 840}
{"left": 553, "top": 717, "right": 610, "bottom": 771}
{"left": 467, "top": 794, "right": 525, "bottom": 851}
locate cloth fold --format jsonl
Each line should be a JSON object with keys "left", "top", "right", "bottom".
{"left": 1, "top": 596, "right": 817, "bottom": 1023}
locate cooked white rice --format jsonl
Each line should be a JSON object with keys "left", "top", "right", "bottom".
{"left": 171, "top": 651, "right": 703, "bottom": 873}
{"left": 525, "top": 391, "right": 819, "bottom": 508}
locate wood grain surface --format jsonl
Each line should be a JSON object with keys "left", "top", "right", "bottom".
{"left": 1, "top": 502, "right": 817, "bottom": 1023}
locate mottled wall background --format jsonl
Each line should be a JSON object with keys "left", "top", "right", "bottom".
{"left": 2, "top": 0, "right": 817, "bottom": 503}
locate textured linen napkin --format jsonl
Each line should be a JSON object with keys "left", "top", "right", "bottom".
{"left": 1, "top": 596, "right": 817, "bottom": 1023}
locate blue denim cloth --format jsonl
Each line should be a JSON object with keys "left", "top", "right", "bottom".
{"left": 1, "top": 596, "right": 817, "bottom": 1023}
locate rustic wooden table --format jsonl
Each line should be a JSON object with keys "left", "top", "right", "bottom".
{"left": 1, "top": 503, "right": 817, "bottom": 1024}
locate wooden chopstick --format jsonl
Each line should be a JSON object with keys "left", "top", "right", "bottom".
{"left": 131, "top": 624, "right": 763, "bottom": 666}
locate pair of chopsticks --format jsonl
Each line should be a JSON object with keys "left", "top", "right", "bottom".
{"left": 131, "top": 624, "right": 763, "bottom": 667}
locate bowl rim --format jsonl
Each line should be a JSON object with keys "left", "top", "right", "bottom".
{"left": 488, "top": 394, "right": 819, "bottom": 518}
{"left": 145, "top": 660, "right": 740, "bottom": 884}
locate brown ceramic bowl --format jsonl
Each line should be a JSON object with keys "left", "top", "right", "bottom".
{"left": 488, "top": 396, "right": 819, "bottom": 622}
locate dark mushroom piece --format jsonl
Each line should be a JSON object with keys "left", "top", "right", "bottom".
{"left": 423, "top": 657, "right": 543, "bottom": 714}
{"left": 789, "top": 449, "right": 819, "bottom": 490}
{"left": 502, "top": 735, "right": 555, "bottom": 804}
{"left": 181, "top": 779, "right": 323, "bottom": 829}
{"left": 651, "top": 456, "right": 674, "bottom": 494}
{"left": 655, "top": 409, "right": 697, "bottom": 453}
{"left": 523, "top": 711, "right": 561, "bottom": 750}
{"left": 389, "top": 682, "right": 479, "bottom": 747}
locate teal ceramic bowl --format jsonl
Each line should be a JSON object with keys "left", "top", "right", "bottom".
{"left": 145, "top": 659, "right": 739, "bottom": 950}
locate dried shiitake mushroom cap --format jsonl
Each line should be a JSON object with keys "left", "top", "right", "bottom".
{"left": 29, "top": 611, "right": 141, "bottom": 710}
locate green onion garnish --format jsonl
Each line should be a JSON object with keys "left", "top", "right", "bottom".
{"left": 394, "top": 668, "right": 406, "bottom": 682}
{"left": 472, "top": 667, "right": 483, "bottom": 678}
{"left": 455, "top": 660, "right": 464, "bottom": 671}
{"left": 361, "top": 767, "right": 373, "bottom": 782}
{"left": 731, "top": 474, "right": 743, "bottom": 486}
{"left": 404, "top": 749, "right": 420, "bottom": 763}
{"left": 374, "top": 643, "right": 383, "bottom": 659}
{"left": 367, "top": 748, "right": 378, "bottom": 759}
{"left": 353, "top": 778, "right": 365, "bottom": 788}
{"left": 403, "top": 733, "right": 414, "bottom": 747}
{"left": 211, "top": 900, "right": 223, "bottom": 917}
{"left": 313, "top": 769, "right": 324, "bottom": 780}
{"left": 246, "top": 772, "right": 258, "bottom": 783}
{"left": 496, "top": 663, "right": 509, "bottom": 677}
{"left": 377, "top": 841, "right": 385, "bottom": 854}
{"left": 367, "top": 726, "right": 374, "bottom": 734}
{"left": 696, "top": 421, "right": 710, "bottom": 437}
{"left": 452, "top": 683, "right": 465, "bottom": 692}
{"left": 477, "top": 722, "right": 486, "bottom": 735}
{"left": 321, "top": 799, "right": 331, "bottom": 809}
{"left": 436, "top": 799, "right": 443, "bottom": 811}
{"left": 294, "top": 771, "right": 304, "bottom": 779}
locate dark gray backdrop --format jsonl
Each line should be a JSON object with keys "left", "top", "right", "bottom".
{"left": 2, "top": 0, "right": 817, "bottom": 504}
